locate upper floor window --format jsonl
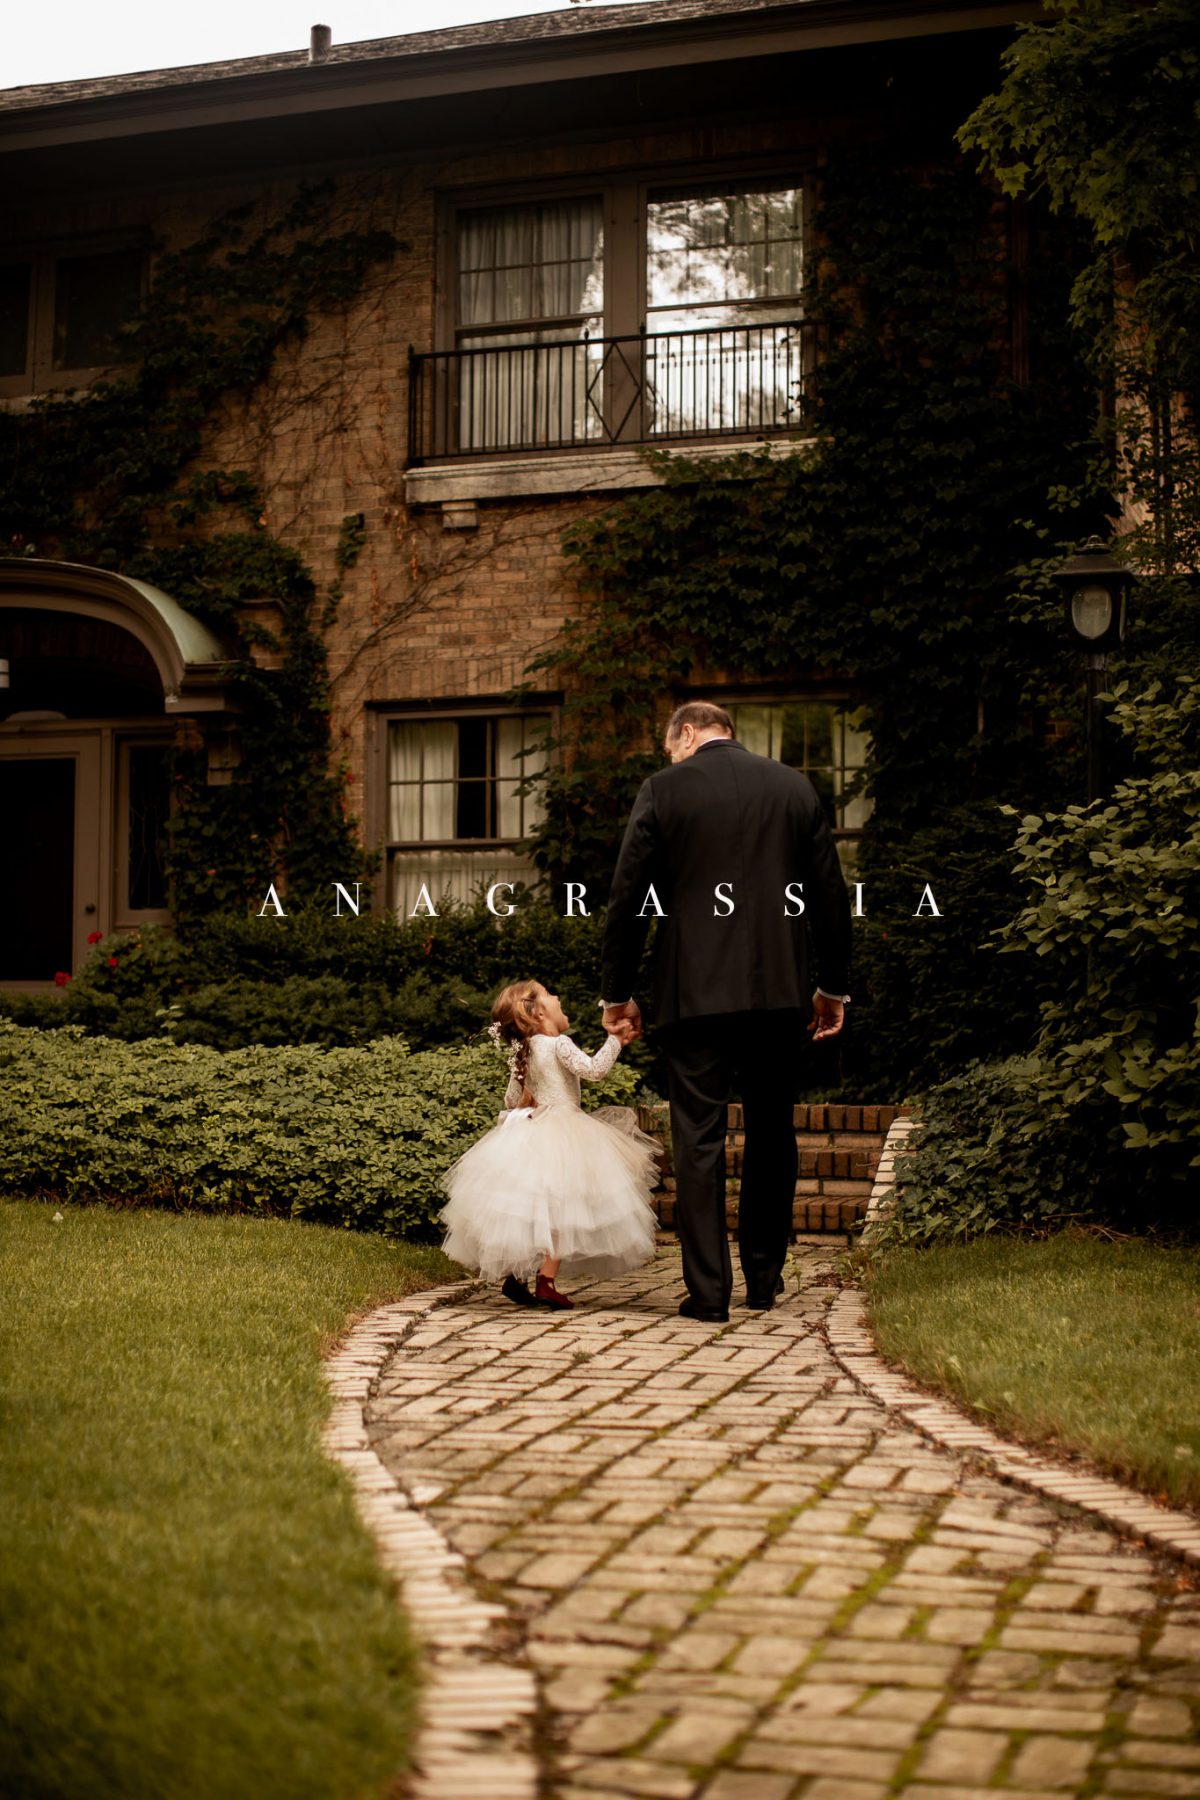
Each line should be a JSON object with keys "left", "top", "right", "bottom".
{"left": 454, "top": 199, "right": 604, "bottom": 452}
{"left": 0, "top": 242, "right": 146, "bottom": 398}
{"left": 412, "top": 174, "right": 810, "bottom": 461}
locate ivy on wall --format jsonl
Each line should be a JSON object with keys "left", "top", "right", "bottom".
{"left": 0, "top": 180, "right": 395, "bottom": 923}
{"left": 520, "top": 151, "right": 1105, "bottom": 1093}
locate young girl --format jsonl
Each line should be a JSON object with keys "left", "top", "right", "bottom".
{"left": 439, "top": 979, "right": 659, "bottom": 1308}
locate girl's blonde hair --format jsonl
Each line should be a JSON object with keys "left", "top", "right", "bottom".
{"left": 491, "top": 979, "right": 542, "bottom": 1105}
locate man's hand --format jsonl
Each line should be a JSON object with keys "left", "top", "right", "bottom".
{"left": 603, "top": 1000, "right": 643, "bottom": 1045}
{"left": 807, "top": 993, "right": 845, "bottom": 1042}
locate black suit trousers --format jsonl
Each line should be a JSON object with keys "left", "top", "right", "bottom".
{"left": 658, "top": 1009, "right": 809, "bottom": 1311}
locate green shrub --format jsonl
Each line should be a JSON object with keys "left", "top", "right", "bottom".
{"left": 872, "top": 1057, "right": 1101, "bottom": 1247}
{"left": 879, "top": 673, "right": 1200, "bottom": 1246}
{"left": 0, "top": 899, "right": 666, "bottom": 1087}
{"left": 995, "top": 673, "right": 1200, "bottom": 1225}
{"left": 0, "top": 1022, "right": 641, "bottom": 1237}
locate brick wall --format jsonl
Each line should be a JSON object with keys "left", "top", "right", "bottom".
{"left": 3, "top": 58, "right": 1012, "bottom": 894}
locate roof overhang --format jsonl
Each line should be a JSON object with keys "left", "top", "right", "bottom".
{"left": 0, "top": 0, "right": 1037, "bottom": 157}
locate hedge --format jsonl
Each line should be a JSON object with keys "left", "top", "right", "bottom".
{"left": 0, "top": 897, "right": 866, "bottom": 1098}
{"left": 0, "top": 1022, "right": 641, "bottom": 1238}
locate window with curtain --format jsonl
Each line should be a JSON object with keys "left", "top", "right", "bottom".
{"left": 456, "top": 199, "right": 604, "bottom": 449}
{"left": 725, "top": 698, "right": 871, "bottom": 872}
{"left": 385, "top": 712, "right": 551, "bottom": 915}
{"left": 442, "top": 176, "right": 807, "bottom": 455}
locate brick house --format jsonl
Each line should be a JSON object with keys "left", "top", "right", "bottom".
{"left": 0, "top": 0, "right": 1032, "bottom": 988}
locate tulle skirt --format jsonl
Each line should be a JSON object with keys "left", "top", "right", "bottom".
{"left": 439, "top": 1101, "right": 660, "bottom": 1283}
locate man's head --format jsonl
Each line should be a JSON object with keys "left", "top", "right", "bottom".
{"left": 663, "top": 701, "right": 735, "bottom": 764}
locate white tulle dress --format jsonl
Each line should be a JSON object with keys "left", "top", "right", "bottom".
{"left": 439, "top": 1031, "right": 660, "bottom": 1284}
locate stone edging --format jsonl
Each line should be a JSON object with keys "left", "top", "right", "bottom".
{"left": 848, "top": 1111, "right": 1200, "bottom": 1566}
{"left": 321, "top": 1283, "right": 539, "bottom": 1800}
{"left": 826, "top": 1285, "right": 1200, "bottom": 1571}
{"left": 861, "top": 1110, "right": 921, "bottom": 1231}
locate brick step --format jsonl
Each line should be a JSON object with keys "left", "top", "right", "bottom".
{"left": 658, "top": 1175, "right": 874, "bottom": 1201}
{"left": 652, "top": 1192, "right": 868, "bottom": 1234}
{"left": 724, "top": 1147, "right": 879, "bottom": 1179}
{"left": 728, "top": 1129, "right": 888, "bottom": 1151}
{"left": 637, "top": 1102, "right": 906, "bottom": 1133}
{"left": 633, "top": 1099, "right": 907, "bottom": 1237}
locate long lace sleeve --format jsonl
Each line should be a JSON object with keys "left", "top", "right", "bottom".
{"left": 554, "top": 1032, "right": 622, "bottom": 1082}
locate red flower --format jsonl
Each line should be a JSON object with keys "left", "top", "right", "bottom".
{"left": 87, "top": 931, "right": 103, "bottom": 945}
{"left": 108, "top": 957, "right": 119, "bottom": 969}
{"left": 54, "top": 971, "right": 70, "bottom": 987}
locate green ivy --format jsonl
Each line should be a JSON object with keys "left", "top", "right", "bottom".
{"left": 959, "top": 0, "right": 1200, "bottom": 572}
{"left": 518, "top": 150, "right": 1104, "bottom": 1093}
{"left": 0, "top": 180, "right": 396, "bottom": 921}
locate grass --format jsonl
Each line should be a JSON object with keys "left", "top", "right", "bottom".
{"left": 0, "top": 1198, "right": 459, "bottom": 1800}
{"left": 862, "top": 1230, "right": 1200, "bottom": 1510}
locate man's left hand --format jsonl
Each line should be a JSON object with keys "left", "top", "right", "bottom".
{"left": 807, "top": 994, "right": 845, "bottom": 1042}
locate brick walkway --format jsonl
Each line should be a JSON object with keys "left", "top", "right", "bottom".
{"left": 363, "top": 1247, "right": 1200, "bottom": 1800}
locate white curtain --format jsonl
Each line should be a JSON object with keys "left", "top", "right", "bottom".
{"left": 388, "top": 720, "right": 456, "bottom": 841}
{"left": 457, "top": 200, "right": 603, "bottom": 449}
{"left": 732, "top": 705, "right": 775, "bottom": 759}
{"left": 495, "top": 714, "right": 549, "bottom": 838}
{"left": 389, "top": 848, "right": 538, "bottom": 920}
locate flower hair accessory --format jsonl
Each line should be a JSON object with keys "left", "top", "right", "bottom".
{"left": 486, "top": 1021, "right": 504, "bottom": 1044}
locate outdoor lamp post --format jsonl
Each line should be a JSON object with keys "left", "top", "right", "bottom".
{"left": 1052, "top": 537, "right": 1137, "bottom": 804}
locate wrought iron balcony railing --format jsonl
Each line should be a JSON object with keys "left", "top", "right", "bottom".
{"left": 407, "top": 318, "right": 812, "bottom": 464}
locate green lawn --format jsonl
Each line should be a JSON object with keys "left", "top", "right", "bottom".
{"left": 863, "top": 1232, "right": 1200, "bottom": 1510}
{"left": 0, "top": 1199, "right": 458, "bottom": 1800}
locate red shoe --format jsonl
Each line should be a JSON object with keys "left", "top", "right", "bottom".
{"left": 535, "top": 1275, "right": 574, "bottom": 1309}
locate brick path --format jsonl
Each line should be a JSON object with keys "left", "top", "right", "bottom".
{"left": 364, "top": 1247, "right": 1200, "bottom": 1800}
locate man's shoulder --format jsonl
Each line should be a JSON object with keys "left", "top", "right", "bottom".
{"left": 652, "top": 743, "right": 812, "bottom": 792}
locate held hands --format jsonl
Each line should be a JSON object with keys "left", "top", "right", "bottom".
{"left": 808, "top": 992, "right": 846, "bottom": 1043}
{"left": 602, "top": 1000, "right": 643, "bottom": 1046}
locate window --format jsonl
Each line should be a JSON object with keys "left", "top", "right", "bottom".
{"left": 385, "top": 710, "right": 551, "bottom": 915}
{"left": 413, "top": 173, "right": 809, "bottom": 460}
{"left": 726, "top": 699, "right": 871, "bottom": 873}
{"left": 0, "top": 242, "right": 146, "bottom": 397}
{"left": 123, "top": 742, "right": 172, "bottom": 915}
{"left": 644, "top": 186, "right": 804, "bottom": 436}
{"left": 456, "top": 199, "right": 604, "bottom": 449}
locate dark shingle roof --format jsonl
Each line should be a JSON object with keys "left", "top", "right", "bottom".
{"left": 0, "top": 0, "right": 841, "bottom": 112}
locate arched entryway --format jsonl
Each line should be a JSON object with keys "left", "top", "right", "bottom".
{"left": 0, "top": 558, "right": 235, "bottom": 988}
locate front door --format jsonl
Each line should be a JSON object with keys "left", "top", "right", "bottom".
{"left": 0, "top": 734, "right": 103, "bottom": 986}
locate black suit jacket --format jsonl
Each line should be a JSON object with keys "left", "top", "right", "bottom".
{"left": 600, "top": 739, "right": 852, "bottom": 1027}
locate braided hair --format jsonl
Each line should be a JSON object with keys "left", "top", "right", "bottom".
{"left": 490, "top": 979, "right": 542, "bottom": 1107}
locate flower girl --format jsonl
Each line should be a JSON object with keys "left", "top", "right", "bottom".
{"left": 439, "top": 979, "right": 659, "bottom": 1308}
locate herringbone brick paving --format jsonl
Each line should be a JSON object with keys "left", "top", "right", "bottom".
{"left": 365, "top": 1247, "right": 1200, "bottom": 1799}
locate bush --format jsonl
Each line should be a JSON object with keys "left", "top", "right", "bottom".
{"left": 995, "top": 673, "right": 1200, "bottom": 1226}
{"left": 0, "top": 1022, "right": 641, "bottom": 1238}
{"left": 0, "top": 895, "right": 622, "bottom": 1049}
{"left": 878, "top": 672, "right": 1200, "bottom": 1247}
{"left": 871, "top": 1057, "right": 1101, "bottom": 1247}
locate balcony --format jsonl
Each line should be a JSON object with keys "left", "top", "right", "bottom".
{"left": 407, "top": 318, "right": 813, "bottom": 470}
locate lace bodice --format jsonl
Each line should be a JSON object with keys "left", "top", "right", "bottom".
{"left": 504, "top": 1031, "right": 622, "bottom": 1111}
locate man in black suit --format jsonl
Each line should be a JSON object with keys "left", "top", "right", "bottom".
{"left": 600, "top": 701, "right": 852, "bottom": 1323}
